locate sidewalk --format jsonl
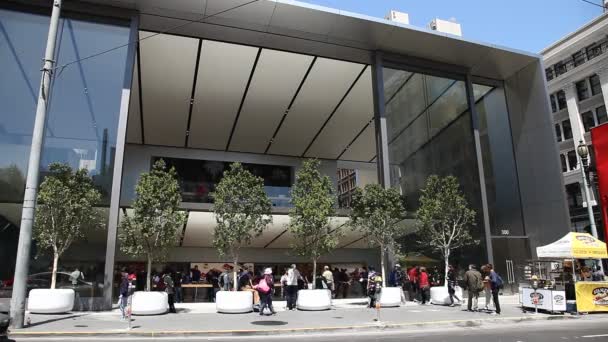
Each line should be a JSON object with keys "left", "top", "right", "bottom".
{"left": 9, "top": 296, "right": 582, "bottom": 337}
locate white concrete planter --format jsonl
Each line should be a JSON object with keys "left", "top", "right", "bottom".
{"left": 216, "top": 291, "right": 253, "bottom": 313}
{"left": 131, "top": 291, "right": 168, "bottom": 315}
{"left": 27, "top": 289, "right": 75, "bottom": 314}
{"left": 430, "top": 286, "right": 463, "bottom": 305}
{"left": 297, "top": 289, "right": 331, "bottom": 311}
{"left": 379, "top": 287, "right": 402, "bottom": 307}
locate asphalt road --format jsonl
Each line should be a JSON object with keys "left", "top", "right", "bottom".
{"left": 5, "top": 318, "right": 608, "bottom": 342}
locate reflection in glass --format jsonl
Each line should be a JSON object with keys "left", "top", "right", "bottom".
{"left": 384, "top": 68, "right": 484, "bottom": 263}
{"left": 473, "top": 84, "right": 525, "bottom": 237}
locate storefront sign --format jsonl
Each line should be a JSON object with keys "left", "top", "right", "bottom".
{"left": 575, "top": 282, "right": 608, "bottom": 312}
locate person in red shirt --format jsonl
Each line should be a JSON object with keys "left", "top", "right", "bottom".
{"left": 418, "top": 267, "right": 430, "bottom": 305}
{"left": 408, "top": 266, "right": 419, "bottom": 302}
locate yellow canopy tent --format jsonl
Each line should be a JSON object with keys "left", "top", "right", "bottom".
{"left": 536, "top": 232, "right": 608, "bottom": 259}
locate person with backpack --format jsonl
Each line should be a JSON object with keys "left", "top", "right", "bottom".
{"left": 464, "top": 264, "right": 482, "bottom": 312}
{"left": 367, "top": 267, "right": 382, "bottom": 308}
{"left": 255, "top": 268, "right": 276, "bottom": 316}
{"left": 488, "top": 264, "right": 502, "bottom": 315}
{"left": 162, "top": 269, "right": 176, "bottom": 313}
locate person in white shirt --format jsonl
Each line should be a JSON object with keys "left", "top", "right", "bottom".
{"left": 286, "top": 264, "right": 303, "bottom": 310}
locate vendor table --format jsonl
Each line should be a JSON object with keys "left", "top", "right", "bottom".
{"left": 520, "top": 286, "right": 566, "bottom": 313}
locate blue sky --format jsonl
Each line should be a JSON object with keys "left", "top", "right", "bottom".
{"left": 299, "top": 0, "right": 603, "bottom": 53}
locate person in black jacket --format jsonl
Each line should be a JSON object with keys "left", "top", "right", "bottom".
{"left": 119, "top": 272, "right": 129, "bottom": 320}
{"left": 447, "top": 265, "right": 461, "bottom": 306}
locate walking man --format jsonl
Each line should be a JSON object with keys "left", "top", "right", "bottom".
{"left": 447, "top": 265, "right": 461, "bottom": 306}
{"left": 163, "top": 270, "right": 176, "bottom": 313}
{"left": 464, "top": 264, "right": 482, "bottom": 312}
{"left": 286, "top": 264, "right": 302, "bottom": 310}
{"left": 488, "top": 264, "right": 502, "bottom": 315}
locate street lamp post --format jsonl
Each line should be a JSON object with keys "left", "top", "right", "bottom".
{"left": 577, "top": 140, "right": 599, "bottom": 240}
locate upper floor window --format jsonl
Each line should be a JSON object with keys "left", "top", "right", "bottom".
{"left": 581, "top": 111, "right": 595, "bottom": 131}
{"left": 555, "top": 123, "right": 562, "bottom": 142}
{"left": 546, "top": 67, "right": 555, "bottom": 81}
{"left": 576, "top": 79, "right": 589, "bottom": 101}
{"left": 555, "top": 61, "right": 568, "bottom": 76}
{"left": 573, "top": 50, "right": 586, "bottom": 67}
{"left": 560, "top": 154, "right": 567, "bottom": 173}
{"left": 567, "top": 150, "right": 578, "bottom": 170}
{"left": 550, "top": 94, "right": 557, "bottom": 113}
{"left": 556, "top": 90, "right": 567, "bottom": 110}
{"left": 597, "top": 105, "right": 607, "bottom": 125}
{"left": 562, "top": 119, "right": 573, "bottom": 140}
{"left": 566, "top": 182, "right": 582, "bottom": 209}
{"left": 587, "top": 43, "right": 603, "bottom": 60}
{"left": 590, "top": 74, "right": 602, "bottom": 96}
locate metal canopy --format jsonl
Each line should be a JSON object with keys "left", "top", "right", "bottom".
{"left": 127, "top": 31, "right": 377, "bottom": 162}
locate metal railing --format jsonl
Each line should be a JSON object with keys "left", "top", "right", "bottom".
{"left": 546, "top": 40, "right": 608, "bottom": 82}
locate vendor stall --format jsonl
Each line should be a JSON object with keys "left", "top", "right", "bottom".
{"left": 533, "top": 232, "right": 608, "bottom": 313}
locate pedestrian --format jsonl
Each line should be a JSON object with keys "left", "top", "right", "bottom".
{"left": 69, "top": 267, "right": 84, "bottom": 287}
{"left": 255, "top": 268, "right": 276, "bottom": 316}
{"left": 286, "top": 264, "right": 303, "bottom": 310}
{"left": 360, "top": 267, "right": 369, "bottom": 297}
{"left": 389, "top": 264, "right": 404, "bottom": 287}
{"left": 119, "top": 272, "right": 129, "bottom": 320}
{"left": 408, "top": 266, "right": 419, "bottom": 302}
{"left": 280, "top": 269, "right": 289, "bottom": 299}
{"left": 418, "top": 267, "right": 430, "bottom": 305}
{"left": 488, "top": 264, "right": 502, "bottom": 315}
{"left": 481, "top": 265, "right": 492, "bottom": 311}
{"left": 463, "top": 264, "right": 482, "bottom": 312}
{"left": 322, "top": 266, "right": 335, "bottom": 296}
{"left": 447, "top": 265, "right": 461, "bottom": 307}
{"left": 163, "top": 269, "right": 176, "bottom": 313}
{"left": 367, "top": 267, "right": 382, "bottom": 308}
{"left": 191, "top": 265, "right": 201, "bottom": 283}
{"left": 338, "top": 268, "right": 350, "bottom": 298}
{"left": 219, "top": 265, "right": 233, "bottom": 291}
{"left": 174, "top": 271, "right": 183, "bottom": 303}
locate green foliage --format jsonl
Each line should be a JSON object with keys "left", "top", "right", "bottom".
{"left": 350, "top": 183, "right": 407, "bottom": 252}
{"left": 416, "top": 175, "right": 478, "bottom": 262}
{"left": 118, "top": 159, "right": 187, "bottom": 263}
{"left": 33, "top": 163, "right": 103, "bottom": 288}
{"left": 211, "top": 162, "right": 272, "bottom": 262}
{"left": 289, "top": 159, "right": 340, "bottom": 282}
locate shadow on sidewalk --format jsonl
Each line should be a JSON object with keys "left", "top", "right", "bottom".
{"left": 27, "top": 314, "right": 88, "bottom": 328}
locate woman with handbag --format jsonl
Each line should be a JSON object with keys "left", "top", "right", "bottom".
{"left": 255, "top": 268, "right": 276, "bottom": 316}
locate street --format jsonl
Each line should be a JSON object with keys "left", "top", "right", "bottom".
{"left": 5, "top": 317, "right": 608, "bottom": 342}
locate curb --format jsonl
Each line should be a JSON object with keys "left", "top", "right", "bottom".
{"left": 9, "top": 314, "right": 580, "bottom": 337}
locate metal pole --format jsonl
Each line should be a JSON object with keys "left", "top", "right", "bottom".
{"left": 9, "top": 0, "right": 63, "bottom": 329}
{"left": 580, "top": 165, "right": 599, "bottom": 239}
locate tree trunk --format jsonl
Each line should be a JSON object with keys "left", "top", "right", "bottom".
{"left": 312, "top": 258, "right": 317, "bottom": 290}
{"left": 50, "top": 252, "right": 59, "bottom": 289}
{"left": 146, "top": 255, "right": 152, "bottom": 292}
{"left": 380, "top": 244, "right": 386, "bottom": 287}
{"left": 444, "top": 249, "right": 450, "bottom": 288}
{"left": 233, "top": 257, "right": 238, "bottom": 291}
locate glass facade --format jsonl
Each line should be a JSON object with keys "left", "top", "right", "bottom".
{"left": 383, "top": 67, "right": 486, "bottom": 264}
{"left": 0, "top": 7, "right": 130, "bottom": 300}
{"left": 156, "top": 157, "right": 293, "bottom": 207}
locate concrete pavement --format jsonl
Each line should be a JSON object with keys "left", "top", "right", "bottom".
{"left": 6, "top": 296, "right": 583, "bottom": 338}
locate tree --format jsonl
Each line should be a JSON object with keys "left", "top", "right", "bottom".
{"left": 211, "top": 162, "right": 272, "bottom": 291}
{"left": 350, "top": 184, "right": 406, "bottom": 286}
{"left": 416, "top": 175, "right": 478, "bottom": 287}
{"left": 118, "top": 159, "right": 187, "bottom": 291}
{"left": 33, "top": 163, "right": 102, "bottom": 289}
{"left": 289, "top": 159, "right": 340, "bottom": 289}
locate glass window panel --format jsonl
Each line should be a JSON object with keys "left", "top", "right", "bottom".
{"left": 557, "top": 90, "right": 567, "bottom": 110}
{"left": 576, "top": 80, "right": 589, "bottom": 101}
{"left": 562, "top": 119, "right": 573, "bottom": 140}
{"left": 590, "top": 74, "right": 602, "bottom": 96}
{"left": 581, "top": 111, "right": 595, "bottom": 132}
{"left": 572, "top": 50, "right": 586, "bottom": 67}
{"left": 428, "top": 81, "right": 468, "bottom": 138}
{"left": 555, "top": 124, "right": 562, "bottom": 142}
{"left": 550, "top": 94, "right": 557, "bottom": 113}
{"left": 385, "top": 73, "right": 426, "bottom": 142}
{"left": 44, "top": 18, "right": 130, "bottom": 204}
{"left": 597, "top": 105, "right": 607, "bottom": 125}
{"left": 560, "top": 154, "right": 567, "bottom": 173}
{"left": 567, "top": 150, "right": 578, "bottom": 170}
